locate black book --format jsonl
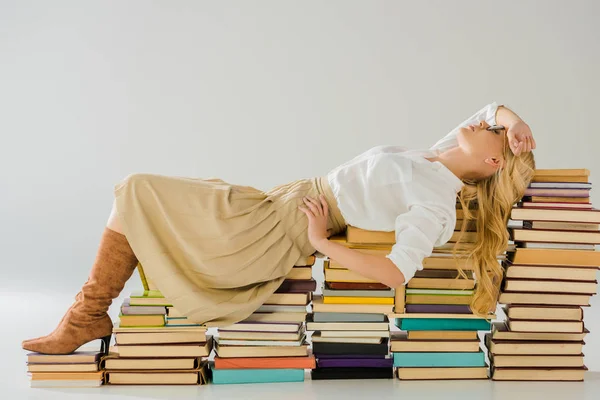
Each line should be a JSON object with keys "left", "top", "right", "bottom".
{"left": 312, "top": 339, "right": 389, "bottom": 356}
{"left": 311, "top": 367, "right": 393, "bottom": 380}
{"left": 275, "top": 279, "right": 317, "bottom": 293}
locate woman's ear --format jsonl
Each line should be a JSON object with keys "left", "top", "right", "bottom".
{"left": 484, "top": 157, "right": 503, "bottom": 170}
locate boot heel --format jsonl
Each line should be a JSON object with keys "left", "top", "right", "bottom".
{"left": 100, "top": 334, "right": 112, "bottom": 354}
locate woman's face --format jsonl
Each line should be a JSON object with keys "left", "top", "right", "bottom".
{"left": 457, "top": 120, "right": 506, "bottom": 177}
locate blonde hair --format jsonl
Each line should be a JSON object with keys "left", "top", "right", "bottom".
{"left": 455, "top": 138, "right": 535, "bottom": 317}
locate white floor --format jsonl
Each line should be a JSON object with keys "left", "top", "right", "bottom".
{"left": 3, "top": 290, "right": 600, "bottom": 400}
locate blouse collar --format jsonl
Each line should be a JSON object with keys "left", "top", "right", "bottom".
{"left": 403, "top": 151, "right": 465, "bottom": 193}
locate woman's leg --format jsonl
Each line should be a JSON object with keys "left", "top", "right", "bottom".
{"left": 22, "top": 199, "right": 139, "bottom": 355}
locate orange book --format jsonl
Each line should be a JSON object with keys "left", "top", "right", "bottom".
{"left": 529, "top": 196, "right": 590, "bottom": 203}
{"left": 534, "top": 169, "right": 590, "bottom": 177}
{"left": 509, "top": 248, "right": 600, "bottom": 267}
{"left": 213, "top": 355, "right": 316, "bottom": 369}
{"left": 532, "top": 175, "right": 589, "bottom": 183}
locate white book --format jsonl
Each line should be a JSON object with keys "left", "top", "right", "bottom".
{"left": 529, "top": 182, "right": 592, "bottom": 189}
{"left": 311, "top": 334, "right": 383, "bottom": 344}
{"left": 215, "top": 336, "right": 305, "bottom": 347}
{"left": 30, "top": 380, "right": 103, "bottom": 388}
{"left": 521, "top": 242, "right": 596, "bottom": 250}
{"left": 319, "top": 330, "right": 390, "bottom": 338}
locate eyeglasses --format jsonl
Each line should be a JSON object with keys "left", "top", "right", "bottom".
{"left": 486, "top": 125, "right": 506, "bottom": 134}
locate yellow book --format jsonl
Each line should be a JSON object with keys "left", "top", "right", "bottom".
{"left": 394, "top": 285, "right": 405, "bottom": 313}
{"left": 322, "top": 296, "right": 394, "bottom": 305}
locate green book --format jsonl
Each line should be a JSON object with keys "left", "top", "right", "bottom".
{"left": 393, "top": 350, "right": 486, "bottom": 367}
{"left": 212, "top": 368, "right": 304, "bottom": 384}
{"left": 395, "top": 318, "right": 491, "bottom": 331}
{"left": 128, "top": 291, "right": 172, "bottom": 306}
{"left": 130, "top": 290, "right": 164, "bottom": 298}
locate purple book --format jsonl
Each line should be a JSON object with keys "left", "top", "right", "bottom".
{"left": 315, "top": 354, "right": 387, "bottom": 360}
{"left": 317, "top": 358, "right": 393, "bottom": 368}
{"left": 405, "top": 304, "right": 472, "bottom": 314}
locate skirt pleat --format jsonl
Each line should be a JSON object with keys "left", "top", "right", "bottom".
{"left": 113, "top": 174, "right": 345, "bottom": 327}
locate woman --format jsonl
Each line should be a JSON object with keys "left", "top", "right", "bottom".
{"left": 22, "top": 102, "right": 536, "bottom": 355}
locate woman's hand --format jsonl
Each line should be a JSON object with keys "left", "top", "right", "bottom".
{"left": 506, "top": 120, "right": 536, "bottom": 156}
{"left": 298, "top": 194, "right": 331, "bottom": 251}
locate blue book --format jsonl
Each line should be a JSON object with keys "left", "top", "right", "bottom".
{"left": 394, "top": 318, "right": 491, "bottom": 331}
{"left": 393, "top": 350, "right": 486, "bottom": 367}
{"left": 211, "top": 368, "right": 305, "bottom": 384}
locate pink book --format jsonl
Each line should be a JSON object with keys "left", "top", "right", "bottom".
{"left": 521, "top": 202, "right": 592, "bottom": 209}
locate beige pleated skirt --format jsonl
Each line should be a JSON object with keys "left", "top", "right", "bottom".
{"left": 113, "top": 174, "right": 346, "bottom": 327}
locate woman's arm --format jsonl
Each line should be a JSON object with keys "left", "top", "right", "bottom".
{"left": 495, "top": 105, "right": 536, "bottom": 155}
{"left": 314, "top": 241, "right": 405, "bottom": 288}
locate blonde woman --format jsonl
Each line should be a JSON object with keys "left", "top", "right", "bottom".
{"left": 22, "top": 102, "right": 535, "bottom": 355}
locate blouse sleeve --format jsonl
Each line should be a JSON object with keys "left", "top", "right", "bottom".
{"left": 385, "top": 203, "right": 455, "bottom": 284}
{"left": 429, "top": 102, "right": 500, "bottom": 153}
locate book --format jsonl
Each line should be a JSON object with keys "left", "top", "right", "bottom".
{"left": 490, "top": 354, "right": 585, "bottom": 368}
{"left": 218, "top": 322, "right": 301, "bottom": 332}
{"left": 532, "top": 175, "right": 589, "bottom": 183}
{"left": 103, "top": 356, "right": 201, "bottom": 370}
{"left": 311, "top": 334, "right": 384, "bottom": 344}
{"left": 214, "top": 343, "right": 309, "bottom": 358}
{"left": 311, "top": 312, "right": 387, "bottom": 323}
{"left": 322, "top": 285, "right": 395, "bottom": 298}
{"left": 523, "top": 188, "right": 590, "bottom": 197}
{"left": 29, "top": 371, "right": 104, "bottom": 388}
{"left": 26, "top": 351, "right": 101, "bottom": 364}
{"left": 508, "top": 248, "right": 600, "bottom": 266}
{"left": 407, "top": 278, "right": 475, "bottom": 290}
{"left": 405, "top": 304, "right": 472, "bottom": 314}
{"left": 213, "top": 355, "right": 316, "bottom": 369}
{"left": 391, "top": 335, "right": 480, "bottom": 352}
{"left": 504, "top": 264, "right": 598, "bottom": 281}
{"left": 529, "top": 182, "right": 592, "bottom": 189}
{"left": 325, "top": 281, "right": 390, "bottom": 290}
{"left": 215, "top": 337, "right": 305, "bottom": 347}
{"left": 322, "top": 296, "right": 394, "bottom": 305}
{"left": 526, "top": 196, "right": 590, "bottom": 203}
{"left": 311, "top": 367, "right": 393, "bottom": 380}
{"left": 30, "top": 379, "right": 103, "bottom": 388}
{"left": 510, "top": 228, "right": 600, "bottom": 244}
{"left": 507, "top": 319, "right": 584, "bottom": 333}
{"left": 316, "top": 357, "right": 393, "bottom": 368}
{"left": 165, "top": 318, "right": 203, "bottom": 327}
{"left": 27, "top": 363, "right": 99, "bottom": 373}
{"left": 295, "top": 254, "right": 316, "bottom": 266}
{"left": 396, "top": 366, "right": 488, "bottom": 380}
{"left": 129, "top": 290, "right": 173, "bottom": 306}
{"left": 217, "top": 329, "right": 304, "bottom": 341}
{"left": 118, "top": 313, "right": 166, "bottom": 327}
{"left": 391, "top": 313, "right": 493, "bottom": 320}
{"left": 491, "top": 366, "right": 587, "bottom": 381}
{"left": 112, "top": 323, "right": 207, "bottom": 333}
{"left": 264, "top": 292, "right": 310, "bottom": 306}
{"left": 533, "top": 169, "right": 590, "bottom": 177}
{"left": 521, "top": 201, "right": 592, "bottom": 209}
{"left": 306, "top": 321, "right": 389, "bottom": 331}
{"left": 324, "top": 268, "right": 379, "bottom": 283}
{"left": 491, "top": 322, "right": 588, "bottom": 342}
{"left": 212, "top": 368, "right": 305, "bottom": 384}
{"left": 105, "top": 368, "right": 209, "bottom": 385}
{"left": 504, "top": 305, "right": 583, "bottom": 321}
{"left": 486, "top": 337, "right": 584, "bottom": 355}
{"left": 312, "top": 339, "right": 389, "bottom": 356}
{"left": 414, "top": 269, "right": 469, "bottom": 279}
{"left": 395, "top": 318, "right": 491, "bottom": 331}
{"left": 318, "top": 330, "right": 390, "bottom": 338}
{"left": 311, "top": 297, "right": 394, "bottom": 314}
{"left": 394, "top": 285, "right": 405, "bottom": 313}
{"left": 345, "top": 226, "right": 476, "bottom": 244}
{"left": 120, "top": 300, "right": 167, "bottom": 315}
{"left": 405, "top": 288, "right": 474, "bottom": 295}
{"left": 393, "top": 351, "right": 486, "bottom": 367}
{"left": 244, "top": 312, "right": 307, "bottom": 323}
{"left": 520, "top": 242, "right": 595, "bottom": 250}
{"left": 285, "top": 267, "right": 312, "bottom": 280}
{"left": 523, "top": 221, "right": 600, "bottom": 231}
{"left": 255, "top": 305, "right": 308, "bottom": 313}
{"left": 116, "top": 337, "right": 213, "bottom": 358}
{"left": 498, "top": 292, "right": 591, "bottom": 306}
{"left": 405, "top": 294, "right": 473, "bottom": 305}
{"left": 275, "top": 279, "right": 317, "bottom": 293}
{"left": 503, "top": 279, "right": 598, "bottom": 294}
{"left": 407, "top": 330, "right": 478, "bottom": 340}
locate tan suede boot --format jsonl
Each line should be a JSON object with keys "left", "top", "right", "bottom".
{"left": 22, "top": 227, "right": 139, "bottom": 355}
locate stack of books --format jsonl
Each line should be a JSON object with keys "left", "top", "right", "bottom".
{"left": 308, "top": 228, "right": 398, "bottom": 380}
{"left": 102, "top": 289, "right": 212, "bottom": 385}
{"left": 211, "top": 256, "right": 316, "bottom": 384}
{"left": 490, "top": 168, "right": 598, "bottom": 382}
{"left": 26, "top": 349, "right": 104, "bottom": 388}
{"left": 384, "top": 203, "right": 497, "bottom": 380}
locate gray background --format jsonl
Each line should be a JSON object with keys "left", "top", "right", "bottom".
{"left": 1, "top": 0, "right": 599, "bottom": 394}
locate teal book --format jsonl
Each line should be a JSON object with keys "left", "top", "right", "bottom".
{"left": 395, "top": 318, "right": 491, "bottom": 331}
{"left": 393, "top": 350, "right": 486, "bottom": 367}
{"left": 211, "top": 368, "right": 305, "bottom": 384}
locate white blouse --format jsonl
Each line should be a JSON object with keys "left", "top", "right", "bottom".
{"left": 326, "top": 102, "right": 500, "bottom": 284}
